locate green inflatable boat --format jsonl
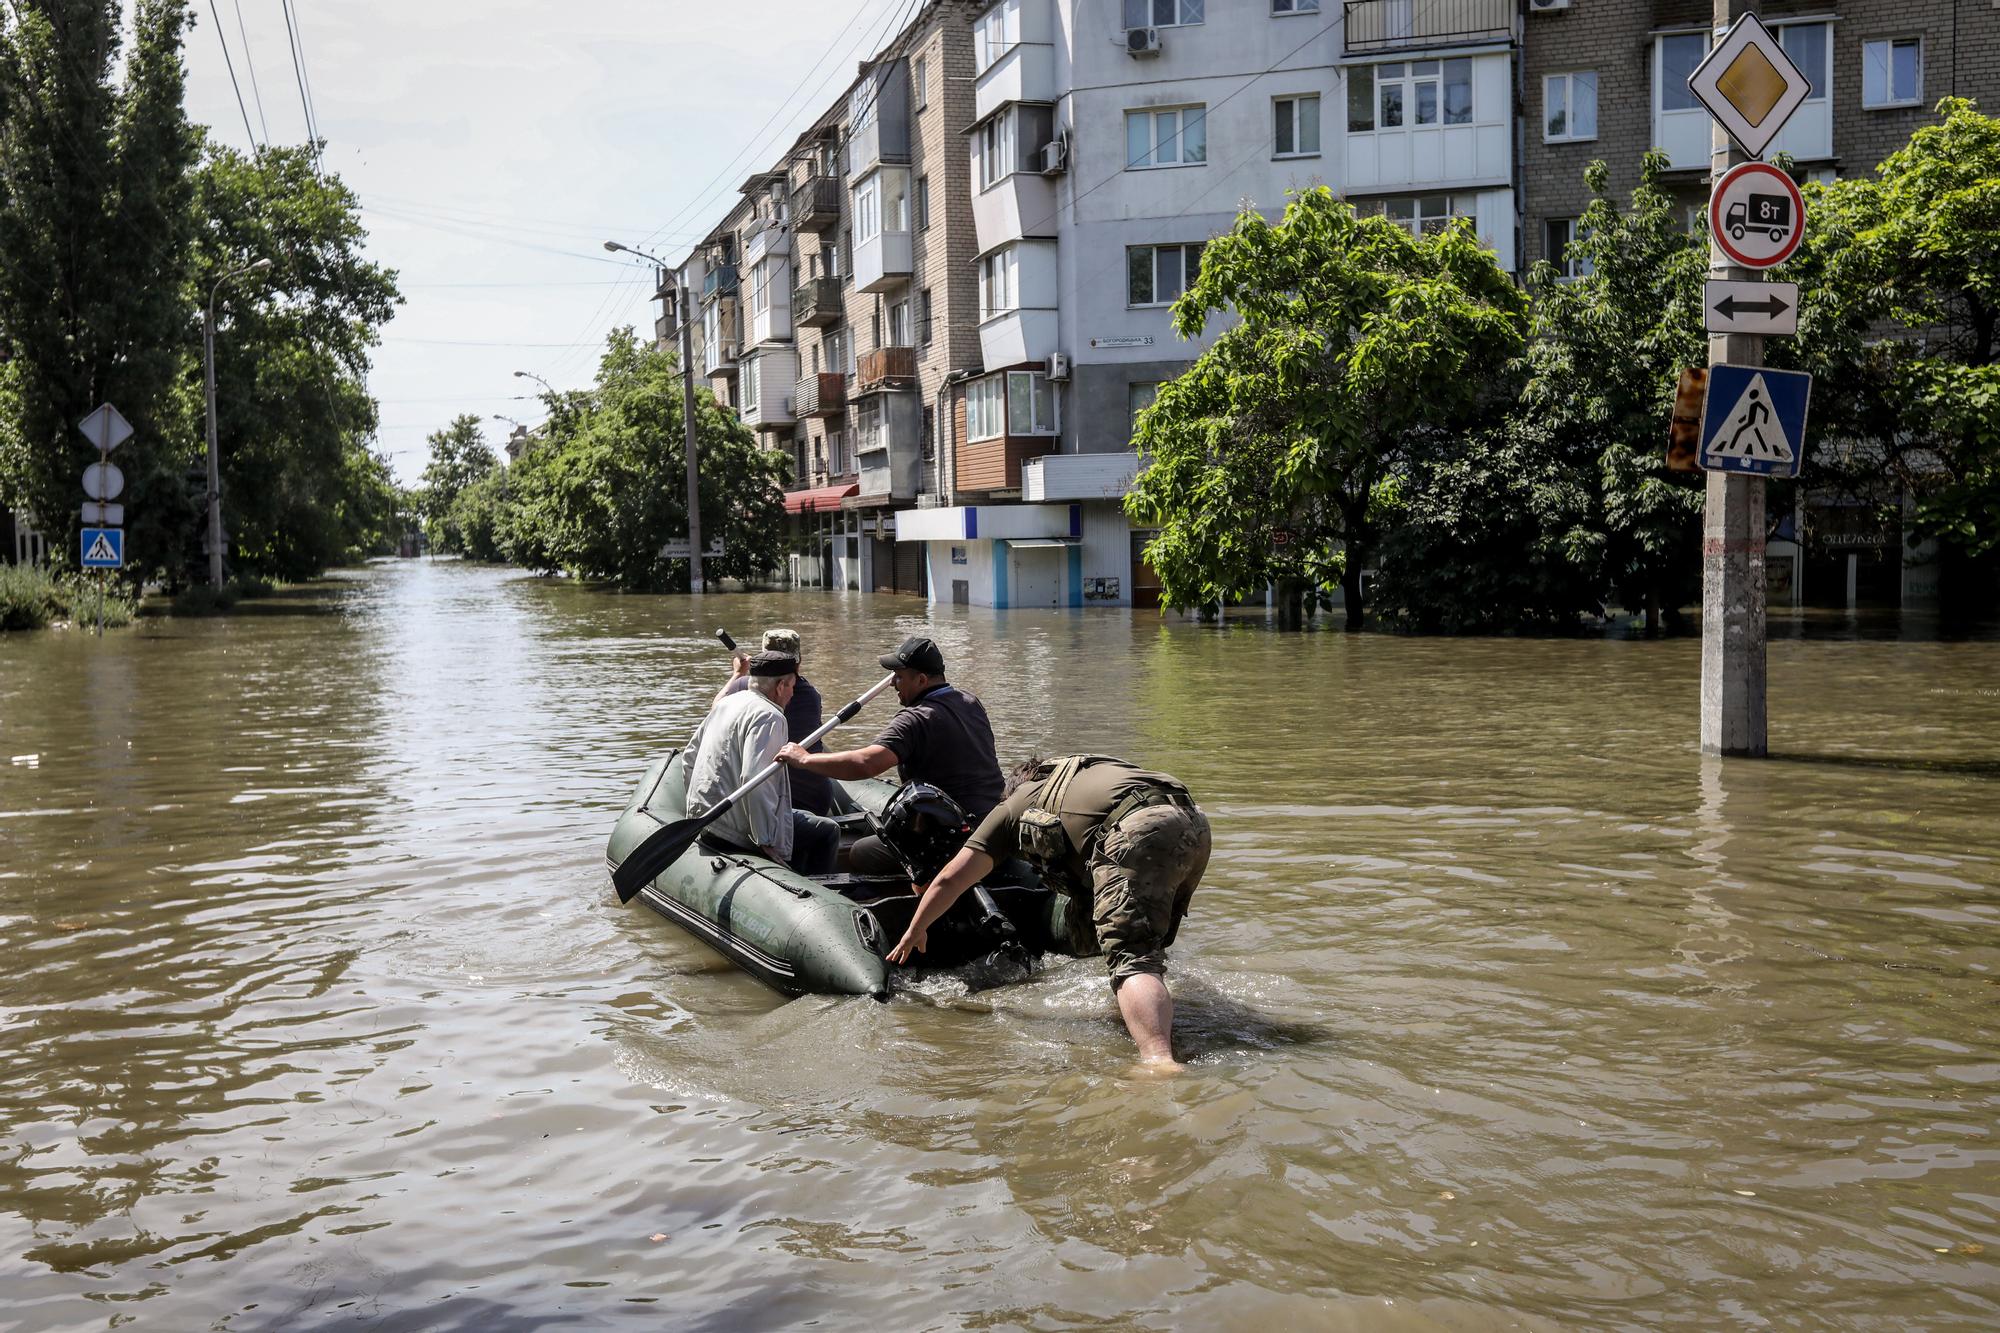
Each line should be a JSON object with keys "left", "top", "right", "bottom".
{"left": 605, "top": 750, "right": 1097, "bottom": 998}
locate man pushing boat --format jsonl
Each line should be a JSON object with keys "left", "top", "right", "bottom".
{"left": 887, "top": 755, "right": 1211, "bottom": 1068}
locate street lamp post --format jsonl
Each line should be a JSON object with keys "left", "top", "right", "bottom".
{"left": 606, "top": 239, "right": 704, "bottom": 595}
{"left": 512, "top": 369, "right": 554, "bottom": 395}
{"left": 204, "top": 257, "right": 273, "bottom": 589}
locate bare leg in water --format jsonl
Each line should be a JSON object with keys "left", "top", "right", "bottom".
{"left": 1115, "top": 974, "right": 1181, "bottom": 1069}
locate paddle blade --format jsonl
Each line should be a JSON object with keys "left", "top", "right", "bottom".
{"left": 612, "top": 814, "right": 708, "bottom": 903}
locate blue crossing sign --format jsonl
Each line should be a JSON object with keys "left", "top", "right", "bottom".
{"left": 80, "top": 527, "right": 124, "bottom": 569}
{"left": 1699, "top": 364, "right": 1812, "bottom": 478}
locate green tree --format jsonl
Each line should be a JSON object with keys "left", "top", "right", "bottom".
{"left": 1521, "top": 153, "right": 1708, "bottom": 633}
{"left": 1125, "top": 188, "right": 1527, "bottom": 628}
{"left": 0, "top": 0, "right": 199, "bottom": 578}
{"left": 448, "top": 465, "right": 509, "bottom": 562}
{"left": 417, "top": 413, "right": 496, "bottom": 554}
{"left": 1777, "top": 98, "right": 2000, "bottom": 563}
{"left": 500, "top": 329, "right": 786, "bottom": 590}
{"left": 192, "top": 141, "right": 402, "bottom": 580}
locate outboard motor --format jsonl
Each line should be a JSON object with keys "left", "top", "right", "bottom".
{"left": 875, "top": 784, "right": 1033, "bottom": 978}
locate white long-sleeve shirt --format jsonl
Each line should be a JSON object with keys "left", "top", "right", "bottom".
{"left": 684, "top": 688, "right": 793, "bottom": 860}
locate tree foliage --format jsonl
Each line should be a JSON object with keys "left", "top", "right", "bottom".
{"left": 418, "top": 413, "right": 496, "bottom": 555}
{"left": 489, "top": 329, "right": 787, "bottom": 590}
{"left": 1125, "top": 188, "right": 1528, "bottom": 628}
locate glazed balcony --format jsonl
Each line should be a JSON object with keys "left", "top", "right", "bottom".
{"left": 791, "top": 173, "right": 842, "bottom": 234}
{"left": 853, "top": 345, "right": 917, "bottom": 395}
{"left": 701, "top": 264, "right": 738, "bottom": 302}
{"left": 793, "top": 275, "right": 842, "bottom": 328}
{"left": 794, "top": 372, "right": 847, "bottom": 419}
{"left": 1343, "top": 0, "right": 1513, "bottom": 53}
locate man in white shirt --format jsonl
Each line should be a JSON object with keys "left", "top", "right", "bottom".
{"left": 684, "top": 651, "right": 839, "bottom": 875}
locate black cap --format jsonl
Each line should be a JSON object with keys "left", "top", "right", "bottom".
{"left": 748, "top": 650, "right": 799, "bottom": 678}
{"left": 879, "top": 635, "right": 945, "bottom": 675}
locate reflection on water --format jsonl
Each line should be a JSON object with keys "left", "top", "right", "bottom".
{"left": 1, "top": 561, "right": 1997, "bottom": 1331}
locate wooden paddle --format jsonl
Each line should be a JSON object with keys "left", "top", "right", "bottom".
{"left": 613, "top": 672, "right": 897, "bottom": 903}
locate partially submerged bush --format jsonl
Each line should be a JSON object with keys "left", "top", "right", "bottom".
{"left": 0, "top": 566, "right": 137, "bottom": 631}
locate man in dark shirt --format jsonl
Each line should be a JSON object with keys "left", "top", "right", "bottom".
{"left": 717, "top": 628, "right": 832, "bottom": 815}
{"left": 776, "top": 635, "right": 1002, "bottom": 874}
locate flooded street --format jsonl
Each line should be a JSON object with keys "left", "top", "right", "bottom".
{"left": 2, "top": 560, "right": 1997, "bottom": 1330}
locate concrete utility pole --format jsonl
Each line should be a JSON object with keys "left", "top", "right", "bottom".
{"left": 203, "top": 258, "right": 272, "bottom": 589}
{"left": 605, "top": 240, "right": 704, "bottom": 594}
{"left": 1701, "top": 0, "right": 1766, "bottom": 757}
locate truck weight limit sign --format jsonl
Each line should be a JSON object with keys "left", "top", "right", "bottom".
{"left": 1709, "top": 162, "right": 1805, "bottom": 269}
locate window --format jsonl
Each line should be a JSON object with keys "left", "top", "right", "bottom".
{"left": 1007, "top": 372, "right": 1058, "bottom": 436}
{"left": 821, "top": 239, "right": 841, "bottom": 279}
{"left": 825, "top": 326, "right": 851, "bottom": 374}
{"left": 854, "top": 177, "right": 881, "bottom": 242}
{"left": 1123, "top": 0, "right": 1203, "bottom": 26}
{"left": 855, "top": 397, "right": 886, "bottom": 454}
{"left": 979, "top": 249, "right": 1017, "bottom": 318}
{"left": 1778, "top": 23, "right": 1827, "bottom": 102}
{"left": 1360, "top": 60, "right": 1474, "bottom": 131}
{"left": 966, "top": 376, "right": 1006, "bottom": 441}
{"left": 1863, "top": 38, "right": 1922, "bottom": 109}
{"left": 976, "top": 0, "right": 1020, "bottom": 74}
{"left": 1128, "top": 382, "right": 1160, "bottom": 436}
{"left": 742, "top": 356, "right": 760, "bottom": 412}
{"left": 883, "top": 172, "right": 908, "bottom": 232}
{"left": 841, "top": 229, "right": 853, "bottom": 285}
{"left": 1659, "top": 33, "right": 1705, "bottom": 112}
{"left": 975, "top": 105, "right": 1053, "bottom": 190}
{"left": 919, "top": 288, "right": 933, "bottom": 345}
{"left": 914, "top": 53, "right": 928, "bottom": 110}
{"left": 887, "top": 298, "right": 911, "bottom": 347}
{"left": 1274, "top": 94, "right": 1321, "bottom": 157}
{"left": 1544, "top": 218, "right": 1593, "bottom": 280}
{"left": 849, "top": 80, "right": 876, "bottom": 134}
{"left": 1125, "top": 105, "right": 1207, "bottom": 168}
{"left": 1544, "top": 72, "right": 1597, "bottom": 142}
{"left": 750, "top": 257, "right": 775, "bottom": 314}
{"left": 1370, "top": 193, "right": 1472, "bottom": 238}
{"left": 1127, "top": 243, "right": 1204, "bottom": 307}
{"left": 1272, "top": 0, "right": 1319, "bottom": 11}
{"left": 915, "top": 175, "right": 930, "bottom": 230}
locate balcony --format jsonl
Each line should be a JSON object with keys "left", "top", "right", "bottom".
{"left": 1342, "top": 0, "right": 1513, "bottom": 53}
{"left": 791, "top": 173, "right": 842, "bottom": 233}
{"left": 794, "top": 372, "right": 847, "bottom": 418}
{"left": 1021, "top": 452, "right": 1140, "bottom": 502}
{"left": 972, "top": 171, "right": 1058, "bottom": 250}
{"left": 703, "top": 337, "right": 740, "bottom": 378}
{"left": 974, "top": 42, "right": 1056, "bottom": 123}
{"left": 978, "top": 308, "right": 1058, "bottom": 370}
{"left": 854, "top": 392, "right": 923, "bottom": 502}
{"left": 793, "top": 275, "right": 842, "bottom": 328}
{"left": 853, "top": 226, "right": 912, "bottom": 293}
{"left": 740, "top": 347, "right": 800, "bottom": 432}
{"left": 853, "top": 345, "right": 917, "bottom": 395}
{"left": 701, "top": 264, "right": 738, "bottom": 302}
{"left": 744, "top": 220, "right": 789, "bottom": 270}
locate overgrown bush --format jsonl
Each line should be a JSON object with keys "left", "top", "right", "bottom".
{"left": 0, "top": 565, "right": 136, "bottom": 630}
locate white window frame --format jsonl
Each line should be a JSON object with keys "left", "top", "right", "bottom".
{"left": 1544, "top": 218, "right": 1593, "bottom": 280}
{"left": 855, "top": 396, "right": 886, "bottom": 454}
{"left": 887, "top": 298, "right": 911, "bottom": 347}
{"left": 966, "top": 376, "right": 1006, "bottom": 442}
{"left": 975, "top": 0, "right": 1021, "bottom": 75}
{"left": 1655, "top": 31, "right": 1708, "bottom": 116}
{"left": 1007, "top": 371, "right": 1059, "bottom": 437}
{"left": 1370, "top": 193, "right": 1473, "bottom": 239}
{"left": 1862, "top": 37, "right": 1923, "bottom": 109}
{"left": 1125, "top": 104, "right": 1207, "bottom": 170}
{"left": 975, "top": 111, "right": 1016, "bottom": 191}
{"left": 978, "top": 248, "right": 1018, "bottom": 319}
{"left": 1774, "top": 20, "right": 1829, "bottom": 105}
{"left": 1272, "top": 0, "right": 1319, "bottom": 13}
{"left": 854, "top": 176, "right": 882, "bottom": 243}
{"left": 913, "top": 52, "right": 928, "bottom": 110}
{"left": 742, "top": 356, "right": 761, "bottom": 413}
{"left": 1126, "top": 242, "right": 1204, "bottom": 308}
{"left": 1124, "top": 0, "right": 1204, "bottom": 28}
{"left": 1274, "top": 94, "right": 1321, "bottom": 158}
{"left": 750, "top": 257, "right": 773, "bottom": 314}
{"left": 1543, "top": 71, "right": 1597, "bottom": 143}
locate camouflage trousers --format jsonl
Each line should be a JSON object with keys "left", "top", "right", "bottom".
{"left": 1079, "top": 802, "right": 1212, "bottom": 983}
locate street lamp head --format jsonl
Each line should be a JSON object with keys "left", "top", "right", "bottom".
{"left": 603, "top": 241, "right": 626, "bottom": 254}
{"left": 249, "top": 258, "right": 274, "bottom": 271}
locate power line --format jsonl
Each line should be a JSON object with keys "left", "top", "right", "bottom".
{"left": 204, "top": 0, "right": 260, "bottom": 150}
{"left": 277, "top": 0, "right": 320, "bottom": 170}
{"left": 289, "top": 0, "right": 326, "bottom": 159}
{"left": 231, "top": 0, "right": 271, "bottom": 145}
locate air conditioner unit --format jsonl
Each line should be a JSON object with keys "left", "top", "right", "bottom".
{"left": 1041, "top": 135, "right": 1069, "bottom": 176}
{"left": 1126, "top": 26, "right": 1162, "bottom": 56}
{"left": 1528, "top": 0, "right": 1570, "bottom": 12}
{"left": 1045, "top": 352, "right": 1071, "bottom": 381}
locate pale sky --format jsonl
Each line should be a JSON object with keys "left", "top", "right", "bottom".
{"left": 174, "top": 0, "right": 909, "bottom": 483}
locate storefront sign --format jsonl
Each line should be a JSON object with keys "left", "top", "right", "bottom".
{"left": 1089, "top": 336, "right": 1154, "bottom": 349}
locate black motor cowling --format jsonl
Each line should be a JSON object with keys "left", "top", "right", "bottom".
{"left": 875, "top": 783, "right": 972, "bottom": 884}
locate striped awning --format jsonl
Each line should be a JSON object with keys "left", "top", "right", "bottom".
{"left": 785, "top": 483, "right": 858, "bottom": 515}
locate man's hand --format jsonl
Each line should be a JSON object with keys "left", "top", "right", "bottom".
{"left": 886, "top": 924, "right": 927, "bottom": 965}
{"left": 729, "top": 652, "right": 751, "bottom": 678}
{"left": 776, "top": 742, "right": 809, "bottom": 767}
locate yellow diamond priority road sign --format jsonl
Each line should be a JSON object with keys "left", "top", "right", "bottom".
{"left": 1686, "top": 14, "right": 1812, "bottom": 159}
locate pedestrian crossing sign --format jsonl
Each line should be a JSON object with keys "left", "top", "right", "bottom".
{"left": 81, "top": 527, "right": 124, "bottom": 569}
{"left": 1699, "top": 364, "right": 1812, "bottom": 478}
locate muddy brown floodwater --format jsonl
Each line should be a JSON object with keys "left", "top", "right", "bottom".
{"left": 1, "top": 560, "right": 1997, "bottom": 1331}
